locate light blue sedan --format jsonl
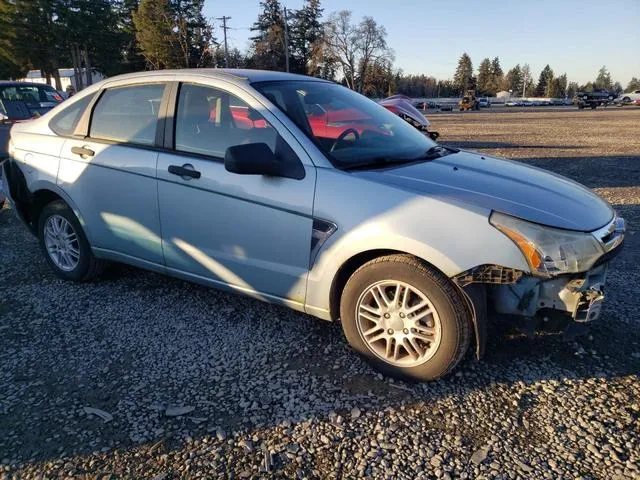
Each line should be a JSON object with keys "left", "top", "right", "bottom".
{"left": 2, "top": 69, "right": 625, "bottom": 380}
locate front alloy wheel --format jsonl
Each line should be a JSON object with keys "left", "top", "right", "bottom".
{"left": 340, "top": 254, "right": 471, "bottom": 381}
{"left": 356, "top": 280, "right": 442, "bottom": 367}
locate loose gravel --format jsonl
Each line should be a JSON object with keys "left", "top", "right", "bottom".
{"left": 1, "top": 108, "right": 639, "bottom": 479}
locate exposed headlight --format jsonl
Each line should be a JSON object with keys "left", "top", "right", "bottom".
{"left": 490, "top": 212, "right": 605, "bottom": 276}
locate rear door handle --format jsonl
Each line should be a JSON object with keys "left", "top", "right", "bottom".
{"left": 71, "top": 146, "right": 95, "bottom": 157}
{"left": 168, "top": 164, "right": 201, "bottom": 180}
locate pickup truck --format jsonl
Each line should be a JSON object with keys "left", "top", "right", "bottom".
{"left": 574, "top": 89, "right": 615, "bottom": 109}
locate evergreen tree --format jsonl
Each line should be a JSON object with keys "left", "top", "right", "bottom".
{"left": 248, "top": 0, "right": 286, "bottom": 71}
{"left": 488, "top": 56, "right": 503, "bottom": 94}
{"left": 594, "top": 65, "right": 612, "bottom": 90}
{"left": 626, "top": 77, "right": 640, "bottom": 92}
{"left": 550, "top": 73, "right": 567, "bottom": 98}
{"left": 0, "top": 0, "right": 26, "bottom": 79}
{"left": 113, "top": 0, "right": 147, "bottom": 73}
{"left": 290, "top": 0, "right": 323, "bottom": 75}
{"left": 133, "top": 0, "right": 177, "bottom": 69}
{"left": 453, "top": 53, "right": 474, "bottom": 94}
{"left": 476, "top": 58, "right": 491, "bottom": 95}
{"left": 58, "top": 0, "right": 125, "bottom": 78}
{"left": 505, "top": 64, "right": 522, "bottom": 94}
{"left": 535, "top": 64, "right": 553, "bottom": 96}
{"left": 170, "top": 0, "right": 213, "bottom": 68}
{"left": 490, "top": 56, "right": 503, "bottom": 78}
{"left": 133, "top": 0, "right": 213, "bottom": 69}
{"left": 612, "top": 81, "right": 623, "bottom": 95}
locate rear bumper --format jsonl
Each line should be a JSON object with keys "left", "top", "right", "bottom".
{"left": 1, "top": 157, "right": 30, "bottom": 228}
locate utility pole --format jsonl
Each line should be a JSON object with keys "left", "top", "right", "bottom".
{"left": 216, "top": 16, "right": 232, "bottom": 67}
{"left": 283, "top": 7, "right": 290, "bottom": 72}
{"left": 522, "top": 71, "right": 527, "bottom": 98}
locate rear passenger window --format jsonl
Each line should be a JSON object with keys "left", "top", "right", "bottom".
{"left": 49, "top": 94, "right": 93, "bottom": 136}
{"left": 90, "top": 84, "right": 165, "bottom": 145}
{"left": 175, "top": 83, "right": 280, "bottom": 159}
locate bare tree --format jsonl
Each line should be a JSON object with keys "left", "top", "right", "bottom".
{"left": 355, "top": 17, "right": 389, "bottom": 93}
{"left": 324, "top": 10, "right": 391, "bottom": 93}
{"left": 324, "top": 10, "right": 358, "bottom": 89}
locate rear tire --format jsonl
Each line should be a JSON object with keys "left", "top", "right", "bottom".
{"left": 38, "top": 200, "right": 105, "bottom": 281}
{"left": 339, "top": 254, "right": 471, "bottom": 381}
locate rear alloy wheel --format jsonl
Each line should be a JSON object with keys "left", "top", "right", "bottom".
{"left": 44, "top": 214, "right": 81, "bottom": 272}
{"left": 38, "top": 200, "right": 105, "bottom": 281}
{"left": 340, "top": 254, "right": 471, "bottom": 381}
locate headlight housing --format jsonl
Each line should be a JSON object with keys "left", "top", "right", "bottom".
{"left": 490, "top": 212, "right": 605, "bottom": 276}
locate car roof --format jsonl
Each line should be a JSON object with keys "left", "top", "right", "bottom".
{"left": 0, "top": 81, "right": 56, "bottom": 88}
{"left": 102, "top": 68, "right": 331, "bottom": 86}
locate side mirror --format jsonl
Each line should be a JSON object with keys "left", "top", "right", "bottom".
{"left": 224, "top": 143, "right": 304, "bottom": 180}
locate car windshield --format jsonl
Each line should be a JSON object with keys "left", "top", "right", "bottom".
{"left": 252, "top": 80, "right": 436, "bottom": 169}
{"left": 0, "top": 84, "right": 63, "bottom": 118}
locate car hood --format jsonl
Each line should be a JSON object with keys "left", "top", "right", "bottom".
{"left": 353, "top": 151, "right": 613, "bottom": 231}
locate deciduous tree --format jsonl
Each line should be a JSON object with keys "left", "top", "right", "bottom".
{"left": 324, "top": 10, "right": 390, "bottom": 92}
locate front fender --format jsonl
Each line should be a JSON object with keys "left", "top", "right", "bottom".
{"left": 305, "top": 168, "right": 529, "bottom": 318}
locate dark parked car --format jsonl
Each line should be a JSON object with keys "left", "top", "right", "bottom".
{"left": 0, "top": 81, "right": 63, "bottom": 206}
{"left": 574, "top": 89, "right": 615, "bottom": 109}
{"left": 414, "top": 101, "right": 440, "bottom": 110}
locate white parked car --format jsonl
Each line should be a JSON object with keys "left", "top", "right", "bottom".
{"left": 615, "top": 90, "right": 640, "bottom": 105}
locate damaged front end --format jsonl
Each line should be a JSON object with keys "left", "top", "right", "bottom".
{"left": 453, "top": 214, "right": 625, "bottom": 358}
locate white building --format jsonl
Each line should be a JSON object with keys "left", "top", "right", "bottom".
{"left": 20, "top": 68, "right": 105, "bottom": 92}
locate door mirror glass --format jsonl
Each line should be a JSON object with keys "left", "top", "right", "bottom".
{"left": 224, "top": 143, "right": 304, "bottom": 180}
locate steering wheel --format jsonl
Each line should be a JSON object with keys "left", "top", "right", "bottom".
{"left": 330, "top": 128, "right": 360, "bottom": 152}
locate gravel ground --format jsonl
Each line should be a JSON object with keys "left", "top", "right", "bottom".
{"left": 1, "top": 108, "right": 639, "bottom": 479}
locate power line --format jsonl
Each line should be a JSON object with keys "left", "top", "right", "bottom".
{"left": 216, "top": 16, "right": 232, "bottom": 68}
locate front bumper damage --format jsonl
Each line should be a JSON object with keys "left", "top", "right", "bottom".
{"left": 488, "top": 262, "right": 609, "bottom": 322}
{"left": 453, "top": 216, "right": 625, "bottom": 358}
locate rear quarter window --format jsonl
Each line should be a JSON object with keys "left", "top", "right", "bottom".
{"left": 49, "top": 94, "right": 94, "bottom": 136}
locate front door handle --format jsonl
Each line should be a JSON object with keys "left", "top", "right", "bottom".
{"left": 168, "top": 164, "right": 201, "bottom": 180}
{"left": 71, "top": 146, "right": 95, "bottom": 157}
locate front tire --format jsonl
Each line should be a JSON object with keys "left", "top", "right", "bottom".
{"left": 340, "top": 255, "right": 471, "bottom": 381}
{"left": 38, "top": 200, "right": 105, "bottom": 281}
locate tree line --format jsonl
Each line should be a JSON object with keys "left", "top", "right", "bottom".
{"left": 449, "top": 53, "right": 636, "bottom": 99}
{"left": 1, "top": 0, "right": 638, "bottom": 98}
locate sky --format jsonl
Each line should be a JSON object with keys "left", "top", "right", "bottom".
{"left": 203, "top": 0, "right": 640, "bottom": 86}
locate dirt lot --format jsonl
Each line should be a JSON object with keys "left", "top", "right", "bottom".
{"left": 1, "top": 108, "right": 639, "bottom": 479}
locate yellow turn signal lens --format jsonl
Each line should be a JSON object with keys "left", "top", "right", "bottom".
{"left": 494, "top": 224, "right": 543, "bottom": 270}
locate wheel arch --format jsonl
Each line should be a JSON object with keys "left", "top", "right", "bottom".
{"left": 15, "top": 177, "right": 91, "bottom": 241}
{"left": 328, "top": 248, "right": 485, "bottom": 360}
